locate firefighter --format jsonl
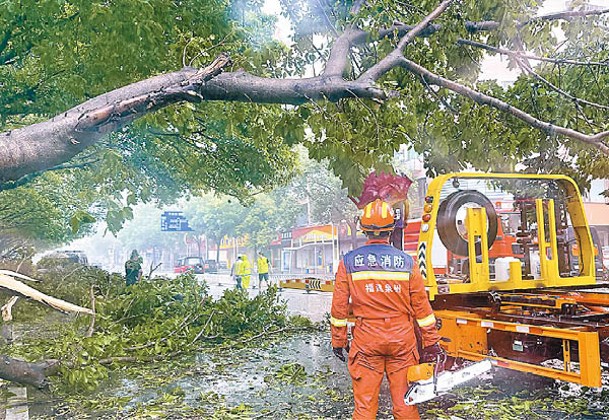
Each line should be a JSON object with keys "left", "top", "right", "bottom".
{"left": 330, "top": 198, "right": 444, "bottom": 419}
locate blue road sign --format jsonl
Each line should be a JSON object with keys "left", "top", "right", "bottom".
{"left": 161, "top": 211, "right": 193, "bottom": 232}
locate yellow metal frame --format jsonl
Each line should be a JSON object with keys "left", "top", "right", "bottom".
{"left": 436, "top": 309, "right": 602, "bottom": 387}
{"left": 420, "top": 173, "right": 596, "bottom": 301}
{"left": 279, "top": 278, "right": 334, "bottom": 292}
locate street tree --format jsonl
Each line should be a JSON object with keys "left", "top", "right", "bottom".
{"left": 184, "top": 196, "right": 246, "bottom": 263}
{"left": 117, "top": 205, "right": 187, "bottom": 270}
{"left": 0, "top": 172, "right": 97, "bottom": 257}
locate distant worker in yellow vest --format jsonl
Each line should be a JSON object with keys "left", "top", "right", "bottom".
{"left": 256, "top": 252, "right": 271, "bottom": 289}
{"left": 231, "top": 255, "right": 244, "bottom": 289}
{"left": 241, "top": 254, "right": 252, "bottom": 289}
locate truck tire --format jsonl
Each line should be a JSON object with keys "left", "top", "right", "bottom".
{"left": 437, "top": 190, "right": 498, "bottom": 256}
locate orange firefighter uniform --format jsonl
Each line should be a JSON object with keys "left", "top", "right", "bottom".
{"left": 331, "top": 238, "right": 441, "bottom": 419}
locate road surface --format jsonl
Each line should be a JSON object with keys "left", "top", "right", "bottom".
{"left": 199, "top": 273, "right": 333, "bottom": 323}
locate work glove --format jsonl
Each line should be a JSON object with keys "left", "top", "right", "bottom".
{"left": 332, "top": 344, "right": 350, "bottom": 362}
{"left": 420, "top": 342, "right": 446, "bottom": 365}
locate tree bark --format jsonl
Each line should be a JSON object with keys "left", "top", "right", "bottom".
{"left": 0, "top": 54, "right": 390, "bottom": 185}
{"left": 0, "top": 356, "right": 59, "bottom": 388}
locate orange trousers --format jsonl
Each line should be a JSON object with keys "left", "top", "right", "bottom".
{"left": 348, "top": 317, "right": 419, "bottom": 420}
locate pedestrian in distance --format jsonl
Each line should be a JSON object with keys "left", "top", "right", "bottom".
{"left": 231, "top": 255, "right": 244, "bottom": 290}
{"left": 255, "top": 251, "right": 271, "bottom": 289}
{"left": 125, "top": 249, "right": 143, "bottom": 286}
{"left": 330, "top": 199, "right": 445, "bottom": 419}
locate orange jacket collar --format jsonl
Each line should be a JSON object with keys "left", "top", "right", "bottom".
{"left": 365, "top": 238, "right": 390, "bottom": 245}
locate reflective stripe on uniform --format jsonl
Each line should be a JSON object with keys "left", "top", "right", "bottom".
{"left": 351, "top": 271, "right": 410, "bottom": 281}
{"left": 330, "top": 316, "right": 348, "bottom": 327}
{"left": 417, "top": 313, "right": 436, "bottom": 327}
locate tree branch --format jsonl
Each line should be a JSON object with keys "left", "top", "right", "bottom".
{"left": 397, "top": 0, "right": 454, "bottom": 50}
{"left": 326, "top": 1, "right": 453, "bottom": 79}
{"left": 514, "top": 56, "right": 609, "bottom": 111}
{"left": 398, "top": 57, "right": 609, "bottom": 155}
{"left": 522, "top": 7, "right": 609, "bottom": 26}
{"left": 359, "top": 0, "right": 454, "bottom": 83}
{"left": 324, "top": 28, "right": 359, "bottom": 77}
{"left": 464, "top": 8, "right": 609, "bottom": 32}
{"left": 463, "top": 20, "right": 500, "bottom": 32}
{"left": 0, "top": 54, "right": 395, "bottom": 183}
{"left": 457, "top": 38, "right": 609, "bottom": 67}
{"left": 0, "top": 271, "right": 93, "bottom": 314}
{"left": 86, "top": 286, "right": 96, "bottom": 338}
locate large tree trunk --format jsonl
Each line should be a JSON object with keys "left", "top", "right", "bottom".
{"left": 0, "top": 54, "right": 386, "bottom": 185}
{"left": 0, "top": 356, "right": 59, "bottom": 388}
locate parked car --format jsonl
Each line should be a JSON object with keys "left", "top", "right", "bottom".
{"left": 218, "top": 261, "right": 228, "bottom": 270}
{"left": 174, "top": 257, "right": 204, "bottom": 274}
{"left": 204, "top": 259, "right": 218, "bottom": 273}
{"left": 38, "top": 250, "right": 89, "bottom": 268}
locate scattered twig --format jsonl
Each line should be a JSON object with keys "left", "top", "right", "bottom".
{"left": 146, "top": 262, "right": 162, "bottom": 280}
{"left": 252, "top": 409, "right": 277, "bottom": 419}
{"left": 190, "top": 309, "right": 216, "bottom": 345}
{"left": 99, "top": 351, "right": 182, "bottom": 366}
{"left": 1, "top": 296, "right": 19, "bottom": 344}
{"left": 60, "top": 266, "right": 84, "bottom": 283}
{"left": 241, "top": 326, "right": 304, "bottom": 344}
{"left": 15, "top": 251, "right": 33, "bottom": 273}
{"left": 125, "top": 313, "right": 199, "bottom": 351}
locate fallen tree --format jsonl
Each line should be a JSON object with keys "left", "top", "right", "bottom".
{"left": 1, "top": 1, "right": 608, "bottom": 193}
{"left": 0, "top": 270, "right": 92, "bottom": 387}
{"left": 0, "top": 270, "right": 306, "bottom": 390}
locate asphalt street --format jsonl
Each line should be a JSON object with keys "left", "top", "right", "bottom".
{"left": 198, "top": 273, "right": 333, "bottom": 323}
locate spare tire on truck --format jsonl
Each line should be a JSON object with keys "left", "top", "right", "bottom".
{"left": 437, "top": 190, "right": 498, "bottom": 257}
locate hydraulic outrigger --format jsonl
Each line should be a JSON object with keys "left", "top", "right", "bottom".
{"left": 281, "top": 172, "right": 609, "bottom": 387}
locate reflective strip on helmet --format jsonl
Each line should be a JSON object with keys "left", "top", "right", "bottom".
{"left": 351, "top": 271, "right": 410, "bottom": 281}
{"left": 417, "top": 313, "right": 436, "bottom": 327}
{"left": 381, "top": 202, "right": 389, "bottom": 219}
{"left": 330, "top": 316, "right": 347, "bottom": 327}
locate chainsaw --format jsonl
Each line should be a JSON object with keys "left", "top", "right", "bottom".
{"left": 404, "top": 359, "right": 493, "bottom": 405}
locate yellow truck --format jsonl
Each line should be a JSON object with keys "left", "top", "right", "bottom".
{"left": 281, "top": 172, "right": 609, "bottom": 387}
